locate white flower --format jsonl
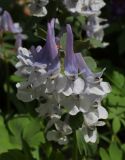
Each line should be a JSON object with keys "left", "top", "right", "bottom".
{"left": 47, "top": 130, "right": 68, "bottom": 145}
{"left": 82, "top": 124, "right": 97, "bottom": 143}
{"left": 81, "top": 103, "right": 108, "bottom": 143}
{"left": 46, "top": 118, "right": 72, "bottom": 145}
{"left": 85, "top": 15, "right": 109, "bottom": 42}
{"left": 63, "top": 0, "right": 105, "bottom": 16}
{"left": 45, "top": 74, "right": 67, "bottom": 94}
{"left": 36, "top": 94, "right": 60, "bottom": 117}
{"left": 16, "top": 81, "right": 45, "bottom": 102}
{"left": 63, "top": 77, "right": 85, "bottom": 96}
{"left": 28, "top": 0, "right": 49, "bottom": 17}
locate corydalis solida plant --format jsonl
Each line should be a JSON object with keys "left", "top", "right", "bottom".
{"left": 16, "top": 19, "right": 111, "bottom": 144}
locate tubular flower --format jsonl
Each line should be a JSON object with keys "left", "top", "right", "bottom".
{"left": 63, "top": 24, "right": 85, "bottom": 96}
{"left": 0, "top": 10, "right": 25, "bottom": 48}
{"left": 16, "top": 19, "right": 60, "bottom": 102}
{"left": 16, "top": 23, "right": 111, "bottom": 144}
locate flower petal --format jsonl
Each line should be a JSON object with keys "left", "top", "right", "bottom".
{"left": 73, "top": 77, "right": 85, "bottom": 94}
{"left": 98, "top": 105, "right": 108, "bottom": 119}
{"left": 83, "top": 125, "right": 97, "bottom": 143}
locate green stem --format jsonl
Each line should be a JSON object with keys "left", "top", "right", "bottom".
{"left": 5, "top": 60, "right": 10, "bottom": 113}
{"left": 72, "top": 132, "right": 78, "bottom": 160}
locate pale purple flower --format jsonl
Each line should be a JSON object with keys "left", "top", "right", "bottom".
{"left": 0, "top": 10, "right": 26, "bottom": 49}
{"left": 17, "top": 19, "right": 60, "bottom": 78}
{"left": 64, "top": 24, "right": 78, "bottom": 78}
{"left": 76, "top": 53, "right": 105, "bottom": 83}
{"left": 1, "top": 11, "right": 22, "bottom": 33}
{"left": 62, "top": 25, "right": 85, "bottom": 95}
{"left": 16, "top": 19, "right": 61, "bottom": 101}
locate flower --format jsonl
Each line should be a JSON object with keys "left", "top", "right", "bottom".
{"left": 0, "top": 10, "right": 25, "bottom": 48}
{"left": 46, "top": 116, "right": 72, "bottom": 145}
{"left": 16, "top": 19, "right": 60, "bottom": 101}
{"left": 1, "top": 11, "right": 22, "bottom": 33}
{"left": 63, "top": 24, "right": 85, "bottom": 96}
{"left": 28, "top": 0, "right": 49, "bottom": 17}
{"left": 63, "top": 0, "right": 105, "bottom": 16}
{"left": 85, "top": 15, "right": 109, "bottom": 47}
{"left": 64, "top": 24, "right": 78, "bottom": 77}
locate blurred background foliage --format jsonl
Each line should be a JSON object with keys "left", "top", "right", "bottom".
{"left": 0, "top": 0, "right": 125, "bottom": 159}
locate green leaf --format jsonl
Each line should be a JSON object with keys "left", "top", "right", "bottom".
{"left": 107, "top": 94, "right": 120, "bottom": 107}
{"left": 9, "top": 75, "right": 25, "bottom": 82}
{"left": 26, "top": 132, "right": 45, "bottom": 148}
{"left": 121, "top": 144, "right": 125, "bottom": 152}
{"left": 60, "top": 33, "right": 67, "bottom": 50}
{"left": 0, "top": 149, "right": 33, "bottom": 160}
{"left": 8, "top": 116, "right": 30, "bottom": 138}
{"left": 34, "top": 26, "right": 47, "bottom": 40}
{"left": 76, "top": 129, "right": 87, "bottom": 155}
{"left": 0, "top": 116, "right": 13, "bottom": 154}
{"left": 118, "top": 97, "right": 125, "bottom": 107}
{"left": 109, "top": 142, "right": 123, "bottom": 160}
{"left": 112, "top": 117, "right": 121, "bottom": 133}
{"left": 31, "top": 148, "right": 40, "bottom": 160}
{"left": 111, "top": 71, "right": 124, "bottom": 89}
{"left": 74, "top": 40, "right": 90, "bottom": 52}
{"left": 99, "top": 148, "right": 110, "bottom": 160}
{"left": 84, "top": 56, "right": 97, "bottom": 71}
{"left": 89, "top": 38, "right": 104, "bottom": 48}
{"left": 23, "top": 118, "right": 45, "bottom": 148}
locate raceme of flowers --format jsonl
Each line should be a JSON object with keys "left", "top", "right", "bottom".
{"left": 0, "top": 9, "right": 26, "bottom": 49}
{"left": 63, "top": 0, "right": 109, "bottom": 47}
{"left": 15, "top": 19, "right": 111, "bottom": 144}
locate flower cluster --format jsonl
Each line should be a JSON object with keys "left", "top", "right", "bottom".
{"left": 16, "top": 19, "right": 111, "bottom": 144}
{"left": 63, "top": 0, "right": 108, "bottom": 47}
{"left": 0, "top": 9, "right": 26, "bottom": 49}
